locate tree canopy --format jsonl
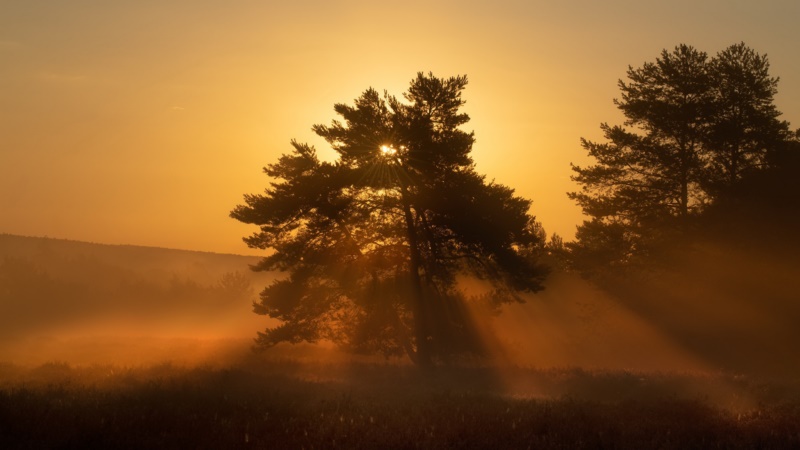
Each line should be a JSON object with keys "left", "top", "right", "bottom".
{"left": 569, "top": 43, "right": 794, "bottom": 268}
{"left": 232, "top": 73, "right": 547, "bottom": 366}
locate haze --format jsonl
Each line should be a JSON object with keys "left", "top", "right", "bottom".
{"left": 4, "top": 4, "right": 800, "bottom": 446}
{"left": 2, "top": 1, "right": 798, "bottom": 254}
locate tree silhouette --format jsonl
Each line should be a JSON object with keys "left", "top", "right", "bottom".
{"left": 569, "top": 43, "right": 793, "bottom": 266}
{"left": 232, "top": 73, "right": 546, "bottom": 366}
{"left": 704, "top": 43, "right": 789, "bottom": 195}
{"left": 701, "top": 132, "right": 800, "bottom": 250}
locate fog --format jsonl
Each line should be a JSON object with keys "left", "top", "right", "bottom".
{"left": 2, "top": 234, "right": 799, "bottom": 397}
{"left": 488, "top": 239, "right": 800, "bottom": 379}
{"left": 0, "top": 234, "right": 274, "bottom": 367}
{"left": 488, "top": 273, "right": 705, "bottom": 373}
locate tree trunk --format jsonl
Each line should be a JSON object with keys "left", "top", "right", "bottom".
{"left": 679, "top": 143, "right": 690, "bottom": 219}
{"left": 400, "top": 185, "right": 432, "bottom": 368}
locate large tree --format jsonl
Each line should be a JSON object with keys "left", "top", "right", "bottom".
{"left": 232, "top": 73, "right": 546, "bottom": 366}
{"left": 569, "top": 43, "right": 792, "bottom": 265}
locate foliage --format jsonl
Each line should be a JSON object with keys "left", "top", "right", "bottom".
{"left": 569, "top": 43, "right": 794, "bottom": 267}
{"left": 232, "top": 73, "right": 547, "bottom": 365}
{"left": 699, "top": 134, "right": 800, "bottom": 251}
{"left": 704, "top": 43, "right": 788, "bottom": 194}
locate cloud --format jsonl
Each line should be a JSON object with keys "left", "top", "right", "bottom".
{"left": 170, "top": 106, "right": 186, "bottom": 111}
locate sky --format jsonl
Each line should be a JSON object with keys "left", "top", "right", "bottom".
{"left": 2, "top": 0, "right": 799, "bottom": 256}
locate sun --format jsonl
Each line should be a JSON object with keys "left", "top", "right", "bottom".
{"left": 380, "top": 144, "right": 397, "bottom": 157}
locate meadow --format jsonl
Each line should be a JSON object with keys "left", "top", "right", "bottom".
{"left": 2, "top": 350, "right": 800, "bottom": 449}
{"left": 3, "top": 235, "right": 800, "bottom": 448}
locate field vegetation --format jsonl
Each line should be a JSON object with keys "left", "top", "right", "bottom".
{"left": 2, "top": 348, "right": 800, "bottom": 449}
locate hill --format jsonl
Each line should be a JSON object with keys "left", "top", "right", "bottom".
{"left": 0, "top": 234, "right": 277, "bottom": 364}
{"left": 0, "top": 234, "right": 262, "bottom": 281}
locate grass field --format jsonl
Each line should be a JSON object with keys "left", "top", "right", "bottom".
{"left": 2, "top": 352, "right": 799, "bottom": 449}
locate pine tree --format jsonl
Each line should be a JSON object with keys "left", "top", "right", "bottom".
{"left": 569, "top": 43, "right": 792, "bottom": 266}
{"left": 232, "top": 73, "right": 547, "bottom": 366}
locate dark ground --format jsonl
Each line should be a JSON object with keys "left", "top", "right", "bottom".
{"left": 2, "top": 357, "right": 799, "bottom": 449}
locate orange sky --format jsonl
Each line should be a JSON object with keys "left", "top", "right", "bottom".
{"left": 1, "top": 1, "right": 798, "bottom": 255}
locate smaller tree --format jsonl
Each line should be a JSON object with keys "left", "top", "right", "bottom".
{"left": 569, "top": 43, "right": 794, "bottom": 268}
{"left": 704, "top": 43, "right": 790, "bottom": 195}
{"left": 570, "top": 45, "right": 710, "bottom": 229}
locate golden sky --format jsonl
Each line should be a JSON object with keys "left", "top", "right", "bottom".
{"left": 2, "top": 0, "right": 798, "bottom": 255}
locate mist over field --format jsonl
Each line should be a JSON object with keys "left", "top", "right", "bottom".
{"left": 0, "top": 234, "right": 274, "bottom": 367}
{"left": 2, "top": 233, "right": 798, "bottom": 380}
{"left": 2, "top": 233, "right": 800, "bottom": 448}
{"left": 497, "top": 242, "right": 800, "bottom": 379}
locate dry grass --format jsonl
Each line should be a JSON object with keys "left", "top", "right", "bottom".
{"left": 1, "top": 357, "right": 799, "bottom": 449}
